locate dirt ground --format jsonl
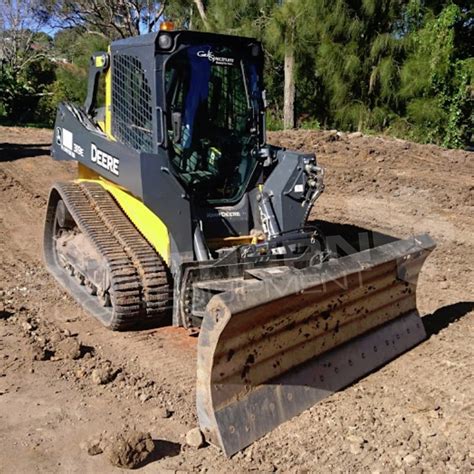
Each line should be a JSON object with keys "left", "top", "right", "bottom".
{"left": 0, "top": 126, "right": 472, "bottom": 473}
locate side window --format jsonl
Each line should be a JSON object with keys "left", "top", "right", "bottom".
{"left": 170, "top": 74, "right": 185, "bottom": 114}
{"left": 165, "top": 61, "right": 192, "bottom": 152}
{"left": 96, "top": 73, "right": 106, "bottom": 108}
{"left": 112, "top": 54, "right": 154, "bottom": 153}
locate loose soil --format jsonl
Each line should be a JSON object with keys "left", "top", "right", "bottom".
{"left": 0, "top": 126, "right": 472, "bottom": 473}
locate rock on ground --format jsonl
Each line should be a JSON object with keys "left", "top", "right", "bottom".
{"left": 30, "top": 341, "right": 48, "bottom": 361}
{"left": 186, "top": 428, "right": 205, "bottom": 448}
{"left": 91, "top": 366, "right": 114, "bottom": 385}
{"left": 56, "top": 337, "right": 82, "bottom": 360}
{"left": 106, "top": 430, "right": 155, "bottom": 469}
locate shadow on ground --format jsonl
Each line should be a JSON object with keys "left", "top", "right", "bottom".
{"left": 0, "top": 310, "right": 14, "bottom": 320}
{"left": 423, "top": 301, "right": 474, "bottom": 337}
{"left": 0, "top": 143, "right": 50, "bottom": 161}
{"left": 139, "top": 439, "right": 181, "bottom": 467}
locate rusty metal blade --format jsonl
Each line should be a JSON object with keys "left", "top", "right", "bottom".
{"left": 196, "top": 234, "right": 435, "bottom": 456}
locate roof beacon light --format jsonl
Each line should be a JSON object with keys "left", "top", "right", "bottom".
{"left": 160, "top": 21, "right": 174, "bottom": 31}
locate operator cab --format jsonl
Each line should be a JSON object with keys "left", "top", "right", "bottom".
{"left": 164, "top": 42, "right": 264, "bottom": 204}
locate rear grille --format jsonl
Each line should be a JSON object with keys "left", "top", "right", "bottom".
{"left": 112, "top": 54, "right": 154, "bottom": 153}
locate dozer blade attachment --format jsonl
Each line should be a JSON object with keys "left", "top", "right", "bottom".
{"left": 196, "top": 234, "right": 435, "bottom": 456}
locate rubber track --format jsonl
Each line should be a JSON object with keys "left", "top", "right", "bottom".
{"left": 80, "top": 181, "right": 172, "bottom": 318}
{"left": 55, "top": 182, "right": 171, "bottom": 330}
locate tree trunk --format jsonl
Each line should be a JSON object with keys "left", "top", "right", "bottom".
{"left": 194, "top": 0, "right": 210, "bottom": 30}
{"left": 283, "top": 43, "right": 295, "bottom": 129}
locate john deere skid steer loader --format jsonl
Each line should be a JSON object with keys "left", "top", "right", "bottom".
{"left": 44, "top": 28, "right": 435, "bottom": 456}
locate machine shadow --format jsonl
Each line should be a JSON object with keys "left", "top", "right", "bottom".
{"left": 128, "top": 317, "right": 172, "bottom": 332}
{"left": 422, "top": 301, "right": 474, "bottom": 337}
{"left": 0, "top": 143, "right": 50, "bottom": 161}
{"left": 313, "top": 219, "right": 399, "bottom": 254}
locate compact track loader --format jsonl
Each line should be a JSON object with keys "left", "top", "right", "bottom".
{"left": 44, "top": 28, "right": 435, "bottom": 455}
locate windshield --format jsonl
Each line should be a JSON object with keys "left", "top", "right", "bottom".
{"left": 165, "top": 45, "right": 260, "bottom": 203}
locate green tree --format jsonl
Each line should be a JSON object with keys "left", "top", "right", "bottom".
{"left": 265, "top": 0, "right": 306, "bottom": 129}
{"left": 36, "top": 32, "right": 109, "bottom": 126}
{"left": 399, "top": 3, "right": 473, "bottom": 147}
{"left": 297, "top": 0, "right": 410, "bottom": 131}
{"left": 0, "top": 0, "right": 53, "bottom": 121}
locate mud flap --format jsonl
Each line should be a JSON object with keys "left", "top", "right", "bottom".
{"left": 196, "top": 234, "right": 435, "bottom": 456}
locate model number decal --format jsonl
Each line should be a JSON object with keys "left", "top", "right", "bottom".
{"left": 56, "top": 127, "right": 83, "bottom": 158}
{"left": 91, "top": 143, "right": 119, "bottom": 176}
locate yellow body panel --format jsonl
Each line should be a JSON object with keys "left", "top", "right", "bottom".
{"left": 76, "top": 165, "right": 170, "bottom": 264}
